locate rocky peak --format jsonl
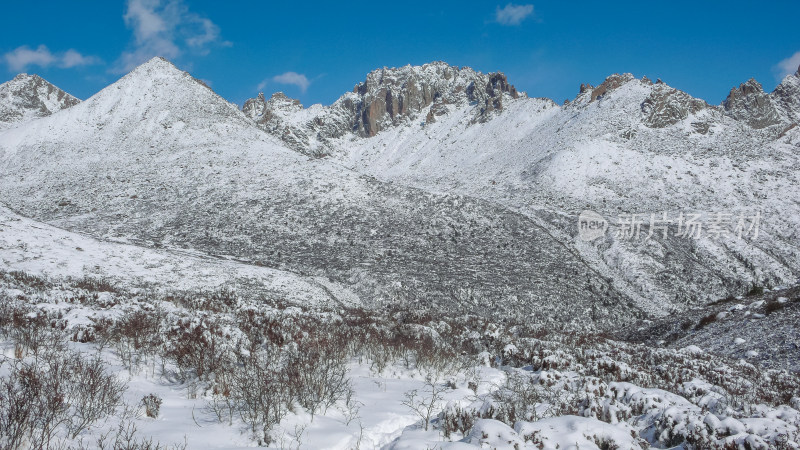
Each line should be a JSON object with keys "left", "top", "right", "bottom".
{"left": 770, "top": 66, "right": 800, "bottom": 126}
{"left": 641, "top": 82, "right": 709, "bottom": 129}
{"left": 242, "top": 92, "right": 268, "bottom": 119}
{"left": 242, "top": 92, "right": 303, "bottom": 123}
{"left": 572, "top": 73, "right": 638, "bottom": 106}
{"left": 346, "top": 62, "right": 520, "bottom": 135}
{"left": 240, "top": 62, "right": 524, "bottom": 157}
{"left": 241, "top": 91, "right": 314, "bottom": 152}
{"left": 589, "top": 73, "right": 636, "bottom": 102}
{"left": 0, "top": 73, "right": 80, "bottom": 131}
{"left": 723, "top": 78, "right": 781, "bottom": 129}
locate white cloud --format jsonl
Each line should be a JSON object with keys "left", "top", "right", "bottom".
{"left": 186, "top": 18, "right": 221, "bottom": 49}
{"left": 4, "top": 45, "right": 99, "bottom": 72}
{"left": 495, "top": 3, "right": 534, "bottom": 26}
{"left": 4, "top": 45, "right": 55, "bottom": 71}
{"left": 61, "top": 49, "right": 101, "bottom": 68}
{"left": 775, "top": 51, "right": 800, "bottom": 79}
{"left": 256, "top": 79, "right": 268, "bottom": 92}
{"left": 272, "top": 72, "right": 310, "bottom": 93}
{"left": 114, "top": 0, "right": 228, "bottom": 73}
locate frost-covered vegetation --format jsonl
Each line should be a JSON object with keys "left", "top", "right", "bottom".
{"left": 2, "top": 270, "right": 798, "bottom": 449}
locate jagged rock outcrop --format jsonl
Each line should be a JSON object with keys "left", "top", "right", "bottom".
{"left": 242, "top": 92, "right": 315, "bottom": 151}
{"left": 588, "top": 73, "right": 635, "bottom": 102}
{"left": 770, "top": 64, "right": 800, "bottom": 126}
{"left": 641, "top": 83, "right": 709, "bottom": 129}
{"left": 243, "top": 92, "right": 303, "bottom": 127}
{"left": 574, "top": 73, "right": 637, "bottom": 105}
{"left": 0, "top": 74, "right": 79, "bottom": 131}
{"left": 242, "top": 62, "right": 522, "bottom": 156}
{"left": 347, "top": 62, "right": 520, "bottom": 134}
{"left": 723, "top": 78, "right": 781, "bottom": 129}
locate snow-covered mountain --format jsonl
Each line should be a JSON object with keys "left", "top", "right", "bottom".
{"left": 1, "top": 58, "right": 799, "bottom": 449}
{"left": 0, "top": 73, "right": 80, "bottom": 131}
{"left": 241, "top": 62, "right": 800, "bottom": 313}
{"left": 1, "top": 57, "right": 798, "bottom": 329}
{"left": 0, "top": 57, "right": 628, "bottom": 331}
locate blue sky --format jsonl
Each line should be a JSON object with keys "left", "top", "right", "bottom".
{"left": 1, "top": 1, "right": 798, "bottom": 107}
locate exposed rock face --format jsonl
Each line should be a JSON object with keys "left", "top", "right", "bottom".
{"left": 589, "top": 73, "right": 635, "bottom": 102}
{"left": 573, "top": 73, "right": 637, "bottom": 105}
{"left": 770, "top": 65, "right": 800, "bottom": 126}
{"left": 0, "top": 74, "right": 80, "bottom": 131}
{"left": 574, "top": 72, "right": 792, "bottom": 132}
{"left": 723, "top": 79, "right": 781, "bottom": 129}
{"left": 641, "top": 84, "right": 709, "bottom": 129}
{"left": 242, "top": 62, "right": 522, "bottom": 156}
{"left": 243, "top": 92, "right": 303, "bottom": 127}
{"left": 571, "top": 73, "right": 652, "bottom": 106}
{"left": 242, "top": 92, "right": 315, "bottom": 152}
{"left": 348, "top": 62, "right": 520, "bottom": 135}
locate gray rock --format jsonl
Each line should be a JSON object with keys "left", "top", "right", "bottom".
{"left": 722, "top": 79, "right": 781, "bottom": 129}
{"left": 641, "top": 84, "right": 709, "bottom": 129}
{"left": 769, "top": 66, "right": 800, "bottom": 126}
{"left": 0, "top": 73, "right": 80, "bottom": 131}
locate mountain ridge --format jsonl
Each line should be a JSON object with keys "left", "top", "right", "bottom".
{"left": 0, "top": 57, "right": 635, "bottom": 331}
{"left": 240, "top": 62, "right": 800, "bottom": 155}
{"left": 0, "top": 57, "right": 798, "bottom": 327}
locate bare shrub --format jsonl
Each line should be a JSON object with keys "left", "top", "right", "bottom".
{"left": 141, "top": 394, "right": 163, "bottom": 419}
{"left": 66, "top": 353, "right": 127, "bottom": 438}
{"left": 0, "top": 349, "right": 125, "bottom": 447}
{"left": 110, "top": 309, "right": 163, "bottom": 372}
{"left": 3, "top": 270, "right": 51, "bottom": 291}
{"left": 88, "top": 421, "right": 188, "bottom": 450}
{"left": 8, "top": 310, "right": 67, "bottom": 360}
{"left": 71, "top": 276, "right": 119, "bottom": 294}
{"left": 401, "top": 377, "right": 451, "bottom": 431}
{"left": 492, "top": 372, "right": 545, "bottom": 424}
{"left": 287, "top": 329, "right": 350, "bottom": 417}
{"left": 229, "top": 346, "right": 293, "bottom": 446}
{"left": 441, "top": 405, "right": 478, "bottom": 438}
{"left": 165, "top": 314, "right": 231, "bottom": 381}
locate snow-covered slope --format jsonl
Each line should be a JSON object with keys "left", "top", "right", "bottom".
{"left": 0, "top": 73, "right": 79, "bottom": 131}
{"left": 0, "top": 205, "right": 355, "bottom": 306}
{"left": 244, "top": 64, "right": 800, "bottom": 311}
{"left": 0, "top": 57, "right": 630, "bottom": 330}
{"left": 624, "top": 285, "right": 800, "bottom": 372}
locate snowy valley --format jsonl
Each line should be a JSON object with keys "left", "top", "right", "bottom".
{"left": 0, "top": 57, "right": 798, "bottom": 449}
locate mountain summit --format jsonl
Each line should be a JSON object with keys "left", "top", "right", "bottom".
{"left": 242, "top": 62, "right": 523, "bottom": 156}
{"left": 0, "top": 73, "right": 79, "bottom": 132}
